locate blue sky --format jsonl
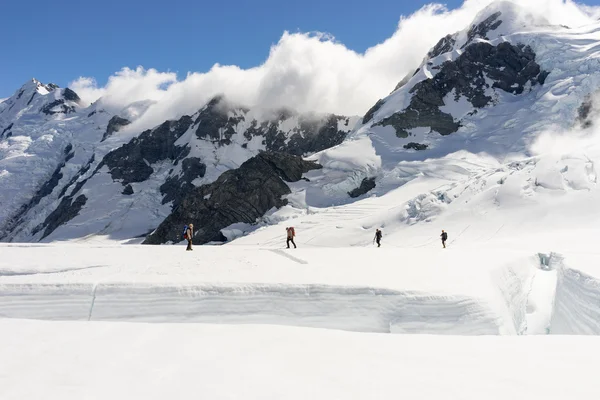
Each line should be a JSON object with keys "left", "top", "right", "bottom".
{"left": 0, "top": 0, "right": 466, "bottom": 98}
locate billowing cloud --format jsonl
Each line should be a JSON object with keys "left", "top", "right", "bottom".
{"left": 69, "top": 0, "right": 600, "bottom": 133}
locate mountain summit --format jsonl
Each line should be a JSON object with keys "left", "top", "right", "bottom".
{"left": 2, "top": 1, "right": 600, "bottom": 245}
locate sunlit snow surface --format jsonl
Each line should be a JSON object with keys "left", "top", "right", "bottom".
{"left": 1, "top": 320, "right": 599, "bottom": 400}
{"left": 4, "top": 3, "right": 600, "bottom": 398}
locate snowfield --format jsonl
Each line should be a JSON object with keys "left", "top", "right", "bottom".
{"left": 5, "top": 2, "right": 600, "bottom": 398}
{"left": 1, "top": 236, "right": 600, "bottom": 336}
{"left": 1, "top": 319, "right": 599, "bottom": 400}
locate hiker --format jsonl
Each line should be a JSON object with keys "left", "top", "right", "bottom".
{"left": 286, "top": 226, "right": 296, "bottom": 249}
{"left": 441, "top": 229, "right": 448, "bottom": 248}
{"left": 374, "top": 229, "right": 382, "bottom": 247}
{"left": 185, "top": 224, "right": 194, "bottom": 251}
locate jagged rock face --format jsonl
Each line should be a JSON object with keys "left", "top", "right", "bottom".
{"left": 102, "top": 116, "right": 131, "bottom": 142}
{"left": 379, "top": 42, "right": 549, "bottom": 138}
{"left": 41, "top": 99, "right": 76, "bottom": 115}
{"left": 35, "top": 195, "right": 87, "bottom": 239}
{"left": 101, "top": 116, "right": 194, "bottom": 185}
{"left": 362, "top": 100, "right": 384, "bottom": 124}
{"left": 144, "top": 152, "right": 322, "bottom": 245}
{"left": 348, "top": 177, "right": 376, "bottom": 198}
{"left": 1, "top": 77, "right": 354, "bottom": 243}
{"left": 463, "top": 12, "right": 503, "bottom": 48}
{"left": 160, "top": 157, "right": 207, "bottom": 208}
{"left": 0, "top": 144, "right": 75, "bottom": 241}
{"left": 194, "top": 100, "right": 352, "bottom": 156}
{"left": 428, "top": 34, "right": 457, "bottom": 59}
{"left": 62, "top": 88, "right": 81, "bottom": 103}
{"left": 0, "top": 123, "right": 13, "bottom": 138}
{"left": 285, "top": 115, "right": 350, "bottom": 155}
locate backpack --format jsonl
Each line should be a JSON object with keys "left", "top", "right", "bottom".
{"left": 183, "top": 225, "right": 188, "bottom": 240}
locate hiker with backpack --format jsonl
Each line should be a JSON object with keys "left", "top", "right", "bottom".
{"left": 286, "top": 226, "right": 296, "bottom": 249}
{"left": 441, "top": 229, "right": 448, "bottom": 248}
{"left": 374, "top": 229, "right": 382, "bottom": 247}
{"left": 183, "top": 224, "right": 194, "bottom": 251}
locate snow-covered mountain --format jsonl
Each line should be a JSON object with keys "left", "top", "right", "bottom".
{"left": 289, "top": 1, "right": 600, "bottom": 203}
{"left": 0, "top": 82, "right": 356, "bottom": 243}
{"left": 209, "top": 1, "right": 600, "bottom": 246}
{"left": 3, "top": 1, "right": 600, "bottom": 246}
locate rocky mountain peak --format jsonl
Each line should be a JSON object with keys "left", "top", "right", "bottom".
{"left": 426, "top": 1, "right": 551, "bottom": 61}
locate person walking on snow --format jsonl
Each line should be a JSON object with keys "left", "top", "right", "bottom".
{"left": 441, "top": 229, "right": 448, "bottom": 248}
{"left": 186, "top": 224, "right": 194, "bottom": 251}
{"left": 374, "top": 229, "right": 382, "bottom": 247}
{"left": 286, "top": 227, "right": 296, "bottom": 249}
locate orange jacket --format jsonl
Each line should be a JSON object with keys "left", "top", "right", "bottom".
{"left": 286, "top": 227, "right": 295, "bottom": 238}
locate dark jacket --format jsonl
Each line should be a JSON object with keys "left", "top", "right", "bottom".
{"left": 441, "top": 232, "right": 447, "bottom": 241}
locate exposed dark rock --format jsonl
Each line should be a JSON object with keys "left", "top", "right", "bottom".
{"left": 41, "top": 99, "right": 76, "bottom": 115}
{"left": 285, "top": 115, "right": 350, "bottom": 155}
{"left": 377, "top": 42, "right": 548, "bottom": 138}
{"left": 101, "top": 116, "right": 131, "bottom": 142}
{"left": 16, "top": 89, "right": 25, "bottom": 100}
{"left": 195, "top": 96, "right": 243, "bottom": 144}
{"left": 88, "top": 111, "right": 96, "bottom": 118}
{"left": 100, "top": 115, "right": 194, "bottom": 185}
{"left": 428, "top": 34, "right": 457, "bottom": 58}
{"left": 34, "top": 165, "right": 65, "bottom": 203}
{"left": 463, "top": 11, "right": 503, "bottom": 48}
{"left": 394, "top": 73, "right": 414, "bottom": 92}
{"left": 578, "top": 96, "right": 594, "bottom": 128}
{"left": 363, "top": 100, "right": 384, "bottom": 124}
{"left": 194, "top": 97, "right": 350, "bottom": 155}
{"left": 27, "top": 92, "right": 36, "bottom": 106}
{"left": 1, "top": 123, "right": 13, "bottom": 137}
{"left": 63, "top": 88, "right": 81, "bottom": 103}
{"left": 38, "top": 194, "right": 87, "bottom": 239}
{"left": 0, "top": 142, "right": 78, "bottom": 240}
{"left": 404, "top": 142, "right": 429, "bottom": 151}
{"left": 144, "top": 152, "right": 322, "bottom": 245}
{"left": 381, "top": 106, "right": 459, "bottom": 138}
{"left": 46, "top": 83, "right": 60, "bottom": 91}
{"left": 122, "top": 184, "right": 134, "bottom": 195}
{"left": 58, "top": 155, "right": 95, "bottom": 198}
{"left": 160, "top": 157, "right": 207, "bottom": 208}
{"left": 348, "top": 177, "right": 376, "bottom": 198}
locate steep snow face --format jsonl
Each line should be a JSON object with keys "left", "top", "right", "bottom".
{"left": 292, "top": 5, "right": 600, "bottom": 206}
{"left": 0, "top": 80, "right": 117, "bottom": 241}
{"left": 0, "top": 90, "right": 356, "bottom": 243}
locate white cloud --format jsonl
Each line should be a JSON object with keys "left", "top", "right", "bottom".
{"left": 68, "top": 0, "right": 600, "bottom": 133}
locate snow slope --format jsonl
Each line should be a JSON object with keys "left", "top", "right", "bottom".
{"left": 0, "top": 80, "right": 356, "bottom": 243}
{"left": 1, "top": 237, "right": 599, "bottom": 336}
{"left": 294, "top": 1, "right": 600, "bottom": 208}
{"left": 2, "top": 319, "right": 599, "bottom": 400}
{"left": 0, "top": 80, "right": 113, "bottom": 233}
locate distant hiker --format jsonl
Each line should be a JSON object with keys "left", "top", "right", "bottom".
{"left": 286, "top": 227, "right": 296, "bottom": 249}
{"left": 441, "top": 229, "right": 448, "bottom": 248}
{"left": 374, "top": 229, "right": 382, "bottom": 247}
{"left": 185, "top": 224, "right": 194, "bottom": 251}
